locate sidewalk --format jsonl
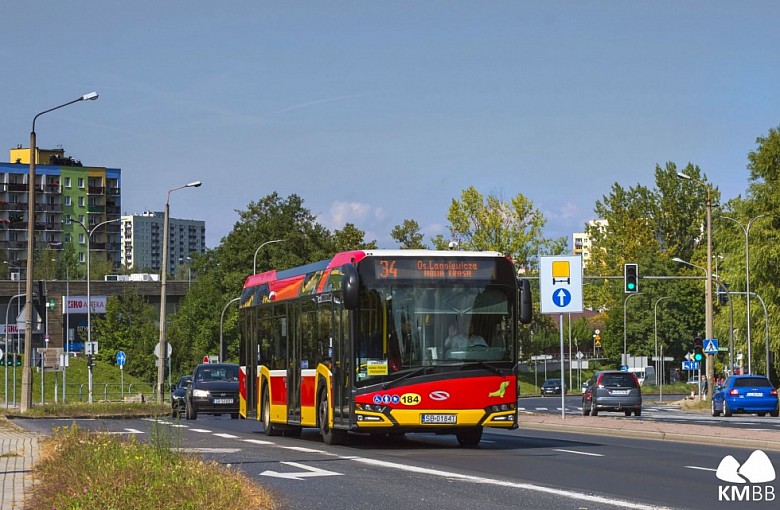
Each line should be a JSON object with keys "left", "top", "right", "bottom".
{"left": 0, "top": 418, "right": 40, "bottom": 509}
{"left": 521, "top": 411, "right": 780, "bottom": 451}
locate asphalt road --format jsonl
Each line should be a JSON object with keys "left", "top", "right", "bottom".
{"left": 15, "top": 414, "right": 780, "bottom": 510}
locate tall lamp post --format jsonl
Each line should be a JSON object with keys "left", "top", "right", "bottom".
{"left": 21, "top": 91, "right": 99, "bottom": 412}
{"left": 72, "top": 218, "right": 120, "bottom": 403}
{"left": 623, "top": 292, "right": 641, "bottom": 367}
{"left": 719, "top": 214, "right": 768, "bottom": 375}
{"left": 157, "top": 181, "right": 202, "bottom": 403}
{"left": 220, "top": 297, "right": 241, "bottom": 362}
{"left": 676, "top": 172, "right": 714, "bottom": 400}
{"left": 253, "top": 239, "right": 285, "bottom": 274}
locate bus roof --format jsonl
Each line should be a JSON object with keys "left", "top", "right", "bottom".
{"left": 244, "top": 249, "right": 507, "bottom": 289}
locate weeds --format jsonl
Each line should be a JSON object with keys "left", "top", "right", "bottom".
{"left": 27, "top": 423, "right": 276, "bottom": 510}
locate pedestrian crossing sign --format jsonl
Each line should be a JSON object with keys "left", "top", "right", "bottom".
{"left": 703, "top": 339, "right": 719, "bottom": 355}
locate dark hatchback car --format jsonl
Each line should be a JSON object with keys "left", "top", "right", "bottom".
{"left": 711, "top": 375, "right": 779, "bottom": 417}
{"left": 582, "top": 370, "right": 642, "bottom": 417}
{"left": 170, "top": 375, "right": 192, "bottom": 418}
{"left": 184, "top": 363, "right": 240, "bottom": 420}
{"left": 541, "top": 378, "right": 566, "bottom": 396}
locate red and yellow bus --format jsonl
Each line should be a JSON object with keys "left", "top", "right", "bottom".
{"left": 238, "top": 249, "right": 532, "bottom": 446}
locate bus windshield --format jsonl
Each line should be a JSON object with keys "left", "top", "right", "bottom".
{"left": 354, "top": 283, "right": 515, "bottom": 387}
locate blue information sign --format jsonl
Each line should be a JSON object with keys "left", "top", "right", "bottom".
{"left": 116, "top": 351, "right": 126, "bottom": 367}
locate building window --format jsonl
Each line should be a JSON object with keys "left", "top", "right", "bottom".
{"left": 64, "top": 177, "right": 71, "bottom": 188}
{"left": 77, "top": 178, "right": 84, "bottom": 188}
{"left": 64, "top": 196, "right": 72, "bottom": 206}
{"left": 79, "top": 252, "right": 85, "bottom": 263}
{"left": 78, "top": 197, "right": 85, "bottom": 207}
{"left": 79, "top": 233, "right": 85, "bottom": 244}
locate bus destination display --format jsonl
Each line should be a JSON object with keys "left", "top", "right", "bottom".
{"left": 374, "top": 258, "right": 497, "bottom": 280}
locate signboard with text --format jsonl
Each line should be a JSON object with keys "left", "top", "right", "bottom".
{"left": 62, "top": 296, "right": 108, "bottom": 314}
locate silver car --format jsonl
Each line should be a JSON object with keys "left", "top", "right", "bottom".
{"left": 582, "top": 370, "right": 642, "bottom": 417}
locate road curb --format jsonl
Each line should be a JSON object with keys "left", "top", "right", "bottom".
{"left": 520, "top": 418, "right": 780, "bottom": 452}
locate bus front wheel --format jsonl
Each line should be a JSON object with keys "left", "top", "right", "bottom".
{"left": 456, "top": 427, "right": 482, "bottom": 447}
{"left": 319, "top": 388, "right": 347, "bottom": 445}
{"left": 262, "top": 389, "right": 282, "bottom": 436}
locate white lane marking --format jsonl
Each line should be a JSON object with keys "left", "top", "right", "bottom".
{"left": 244, "top": 439, "right": 275, "bottom": 445}
{"left": 105, "top": 428, "right": 144, "bottom": 435}
{"left": 282, "top": 446, "right": 328, "bottom": 454}
{"left": 177, "top": 447, "right": 241, "bottom": 454}
{"left": 350, "top": 457, "right": 669, "bottom": 509}
{"left": 536, "top": 407, "right": 549, "bottom": 411}
{"left": 190, "top": 428, "right": 212, "bottom": 433}
{"left": 553, "top": 449, "right": 604, "bottom": 457}
{"left": 685, "top": 466, "right": 716, "bottom": 472}
{"left": 260, "top": 461, "right": 344, "bottom": 480}
{"left": 214, "top": 433, "right": 239, "bottom": 439}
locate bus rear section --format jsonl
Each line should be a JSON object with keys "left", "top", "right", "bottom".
{"left": 239, "top": 249, "right": 532, "bottom": 446}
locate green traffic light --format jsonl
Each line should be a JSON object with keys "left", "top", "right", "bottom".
{"left": 627, "top": 282, "right": 636, "bottom": 290}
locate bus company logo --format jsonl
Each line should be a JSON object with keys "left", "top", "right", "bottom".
{"left": 428, "top": 390, "right": 450, "bottom": 401}
{"left": 716, "top": 450, "right": 776, "bottom": 502}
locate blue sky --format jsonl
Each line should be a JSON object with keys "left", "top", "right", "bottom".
{"left": 2, "top": 2, "right": 778, "bottom": 250}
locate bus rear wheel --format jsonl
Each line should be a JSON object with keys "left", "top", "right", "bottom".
{"left": 262, "top": 389, "right": 282, "bottom": 436}
{"left": 319, "top": 389, "right": 347, "bottom": 445}
{"left": 456, "top": 427, "right": 482, "bottom": 447}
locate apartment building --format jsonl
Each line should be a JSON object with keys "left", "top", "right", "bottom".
{"left": 121, "top": 211, "right": 206, "bottom": 274}
{"left": 572, "top": 219, "right": 607, "bottom": 266}
{"left": 2, "top": 147, "right": 121, "bottom": 270}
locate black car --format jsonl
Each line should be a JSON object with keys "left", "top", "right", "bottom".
{"left": 184, "top": 363, "right": 240, "bottom": 420}
{"left": 582, "top": 370, "right": 642, "bottom": 417}
{"left": 541, "top": 378, "right": 566, "bottom": 396}
{"left": 170, "top": 375, "right": 192, "bottom": 418}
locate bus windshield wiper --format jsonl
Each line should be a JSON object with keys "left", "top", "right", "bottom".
{"left": 382, "top": 366, "right": 431, "bottom": 390}
{"left": 470, "top": 361, "right": 503, "bottom": 376}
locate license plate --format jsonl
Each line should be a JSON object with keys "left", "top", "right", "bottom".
{"left": 611, "top": 390, "right": 629, "bottom": 395}
{"left": 421, "top": 414, "right": 457, "bottom": 424}
{"left": 746, "top": 392, "right": 763, "bottom": 397}
{"left": 213, "top": 398, "right": 234, "bottom": 404}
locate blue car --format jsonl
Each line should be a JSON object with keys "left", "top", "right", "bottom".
{"left": 711, "top": 375, "right": 778, "bottom": 417}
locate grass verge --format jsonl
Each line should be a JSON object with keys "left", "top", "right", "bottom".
{"left": 28, "top": 423, "right": 277, "bottom": 510}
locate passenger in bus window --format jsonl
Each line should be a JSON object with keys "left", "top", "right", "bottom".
{"left": 444, "top": 323, "right": 467, "bottom": 354}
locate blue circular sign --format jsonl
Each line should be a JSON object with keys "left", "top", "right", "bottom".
{"left": 116, "top": 351, "right": 126, "bottom": 366}
{"left": 552, "top": 288, "right": 572, "bottom": 308}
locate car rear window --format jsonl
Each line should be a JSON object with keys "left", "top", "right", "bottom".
{"left": 599, "top": 373, "right": 638, "bottom": 388}
{"left": 733, "top": 377, "right": 772, "bottom": 388}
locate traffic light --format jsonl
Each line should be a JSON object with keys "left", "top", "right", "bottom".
{"left": 693, "top": 336, "right": 704, "bottom": 362}
{"left": 624, "top": 263, "right": 638, "bottom": 293}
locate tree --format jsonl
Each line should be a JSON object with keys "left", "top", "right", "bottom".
{"left": 432, "top": 186, "right": 566, "bottom": 271}
{"left": 587, "top": 163, "right": 716, "bottom": 366}
{"left": 331, "top": 223, "right": 376, "bottom": 252}
{"left": 92, "top": 289, "right": 159, "bottom": 381}
{"left": 391, "top": 219, "right": 428, "bottom": 249}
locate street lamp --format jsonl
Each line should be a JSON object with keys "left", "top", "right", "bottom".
{"left": 22, "top": 91, "right": 99, "bottom": 412}
{"left": 623, "top": 292, "right": 641, "bottom": 367}
{"left": 718, "top": 214, "right": 769, "bottom": 375}
{"left": 675, "top": 172, "right": 714, "bottom": 400}
{"left": 253, "top": 239, "right": 285, "bottom": 274}
{"left": 653, "top": 296, "right": 672, "bottom": 400}
{"left": 220, "top": 297, "right": 241, "bottom": 362}
{"left": 157, "top": 181, "right": 202, "bottom": 404}
{"left": 72, "top": 217, "right": 120, "bottom": 403}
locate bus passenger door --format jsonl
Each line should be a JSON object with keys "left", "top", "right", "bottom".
{"left": 288, "top": 303, "right": 302, "bottom": 423}
{"left": 332, "top": 306, "right": 351, "bottom": 427}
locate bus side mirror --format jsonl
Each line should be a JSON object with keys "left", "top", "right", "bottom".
{"left": 342, "top": 264, "right": 359, "bottom": 311}
{"left": 518, "top": 278, "right": 532, "bottom": 324}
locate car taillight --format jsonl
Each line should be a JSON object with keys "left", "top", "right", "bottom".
{"left": 729, "top": 389, "right": 739, "bottom": 396}
{"left": 771, "top": 388, "right": 778, "bottom": 396}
